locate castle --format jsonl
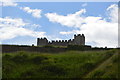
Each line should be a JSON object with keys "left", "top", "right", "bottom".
{"left": 37, "top": 34, "right": 85, "bottom": 46}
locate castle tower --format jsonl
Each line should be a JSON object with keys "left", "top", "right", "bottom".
{"left": 73, "top": 34, "right": 81, "bottom": 45}
{"left": 37, "top": 37, "right": 48, "bottom": 46}
{"left": 73, "top": 34, "right": 85, "bottom": 45}
{"left": 37, "top": 38, "right": 40, "bottom": 46}
{"left": 81, "top": 34, "right": 85, "bottom": 45}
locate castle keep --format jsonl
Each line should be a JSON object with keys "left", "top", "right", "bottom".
{"left": 37, "top": 34, "right": 85, "bottom": 46}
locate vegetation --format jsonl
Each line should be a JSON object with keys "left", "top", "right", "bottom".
{"left": 84, "top": 50, "right": 119, "bottom": 78}
{"left": 2, "top": 49, "right": 118, "bottom": 79}
{"left": 0, "top": 53, "right": 2, "bottom": 79}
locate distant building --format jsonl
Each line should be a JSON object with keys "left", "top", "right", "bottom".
{"left": 37, "top": 34, "right": 85, "bottom": 46}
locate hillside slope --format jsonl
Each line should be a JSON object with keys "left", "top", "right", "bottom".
{"left": 84, "top": 51, "right": 118, "bottom": 78}
{"left": 2, "top": 49, "right": 118, "bottom": 79}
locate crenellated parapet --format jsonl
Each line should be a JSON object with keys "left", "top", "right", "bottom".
{"left": 37, "top": 34, "right": 85, "bottom": 46}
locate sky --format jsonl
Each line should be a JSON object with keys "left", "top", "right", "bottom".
{"left": 0, "top": 0, "right": 118, "bottom": 48}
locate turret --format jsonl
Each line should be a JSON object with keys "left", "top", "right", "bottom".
{"left": 37, "top": 38, "right": 40, "bottom": 46}
{"left": 82, "top": 34, "right": 85, "bottom": 37}
{"left": 81, "top": 34, "right": 85, "bottom": 45}
{"left": 37, "top": 37, "right": 48, "bottom": 46}
{"left": 78, "top": 34, "right": 81, "bottom": 36}
{"left": 74, "top": 34, "right": 77, "bottom": 39}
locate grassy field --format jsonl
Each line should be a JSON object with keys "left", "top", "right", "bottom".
{"left": 2, "top": 49, "right": 118, "bottom": 79}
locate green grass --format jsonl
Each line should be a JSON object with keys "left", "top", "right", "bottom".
{"left": 2, "top": 49, "right": 118, "bottom": 79}
{"left": 84, "top": 50, "right": 119, "bottom": 78}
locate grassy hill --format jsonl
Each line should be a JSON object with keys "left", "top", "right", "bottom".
{"left": 2, "top": 49, "right": 118, "bottom": 79}
{"left": 84, "top": 51, "right": 118, "bottom": 78}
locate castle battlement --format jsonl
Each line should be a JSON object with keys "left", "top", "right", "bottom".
{"left": 37, "top": 34, "right": 85, "bottom": 46}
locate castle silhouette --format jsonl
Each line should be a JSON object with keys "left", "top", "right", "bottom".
{"left": 37, "top": 34, "right": 85, "bottom": 46}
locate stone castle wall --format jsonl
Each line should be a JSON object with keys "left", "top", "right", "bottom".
{"left": 2, "top": 45, "right": 67, "bottom": 53}
{"left": 37, "top": 34, "right": 85, "bottom": 46}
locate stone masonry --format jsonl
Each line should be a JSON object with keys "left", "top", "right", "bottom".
{"left": 37, "top": 34, "right": 85, "bottom": 46}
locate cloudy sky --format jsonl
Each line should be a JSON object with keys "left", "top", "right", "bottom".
{"left": 0, "top": 0, "right": 118, "bottom": 48}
